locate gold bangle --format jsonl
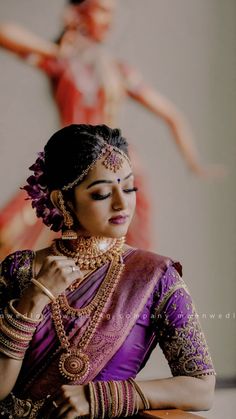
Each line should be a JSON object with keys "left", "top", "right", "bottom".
{"left": 116, "top": 381, "right": 123, "bottom": 417}
{"left": 9, "top": 299, "right": 44, "bottom": 323}
{"left": 4, "top": 307, "right": 37, "bottom": 333}
{"left": 31, "top": 278, "right": 56, "bottom": 301}
{"left": 0, "top": 333, "right": 29, "bottom": 351}
{"left": 128, "top": 378, "right": 150, "bottom": 410}
{"left": 0, "top": 318, "right": 33, "bottom": 342}
{"left": 0, "top": 344, "right": 25, "bottom": 360}
{"left": 88, "top": 382, "right": 95, "bottom": 419}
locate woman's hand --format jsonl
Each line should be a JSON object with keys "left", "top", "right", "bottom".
{"left": 49, "top": 384, "right": 90, "bottom": 419}
{"left": 15, "top": 255, "right": 82, "bottom": 321}
{"left": 34, "top": 255, "right": 82, "bottom": 300}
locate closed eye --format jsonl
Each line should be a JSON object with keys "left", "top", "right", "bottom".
{"left": 123, "top": 187, "right": 138, "bottom": 193}
{"left": 91, "top": 187, "right": 138, "bottom": 201}
{"left": 91, "top": 192, "right": 111, "bottom": 200}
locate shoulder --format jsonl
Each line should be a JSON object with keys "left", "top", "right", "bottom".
{"left": 125, "top": 246, "right": 182, "bottom": 277}
{"left": 0, "top": 249, "right": 35, "bottom": 302}
{"left": 0, "top": 249, "right": 34, "bottom": 276}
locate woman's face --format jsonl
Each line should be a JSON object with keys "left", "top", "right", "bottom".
{"left": 65, "top": 0, "right": 115, "bottom": 42}
{"left": 70, "top": 156, "right": 136, "bottom": 238}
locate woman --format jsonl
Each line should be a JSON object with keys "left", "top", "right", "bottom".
{"left": 0, "top": 124, "right": 216, "bottom": 418}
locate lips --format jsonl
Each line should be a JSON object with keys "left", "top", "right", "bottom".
{"left": 109, "top": 215, "right": 129, "bottom": 225}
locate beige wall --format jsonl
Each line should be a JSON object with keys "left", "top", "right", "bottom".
{"left": 0, "top": 0, "right": 235, "bottom": 379}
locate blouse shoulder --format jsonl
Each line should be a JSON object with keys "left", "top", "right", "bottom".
{"left": 0, "top": 250, "right": 34, "bottom": 306}
{"left": 128, "top": 247, "right": 181, "bottom": 271}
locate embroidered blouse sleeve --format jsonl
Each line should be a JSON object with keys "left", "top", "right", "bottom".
{"left": 152, "top": 264, "right": 216, "bottom": 377}
{"left": 0, "top": 251, "right": 34, "bottom": 311}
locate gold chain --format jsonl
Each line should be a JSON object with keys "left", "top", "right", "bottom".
{"left": 51, "top": 256, "right": 124, "bottom": 351}
{"left": 51, "top": 248, "right": 125, "bottom": 381}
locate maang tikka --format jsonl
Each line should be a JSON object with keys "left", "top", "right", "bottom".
{"left": 62, "top": 139, "right": 132, "bottom": 192}
{"left": 57, "top": 191, "right": 78, "bottom": 240}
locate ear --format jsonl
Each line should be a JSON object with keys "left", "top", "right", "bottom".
{"left": 50, "top": 190, "right": 75, "bottom": 213}
{"left": 50, "top": 190, "right": 61, "bottom": 211}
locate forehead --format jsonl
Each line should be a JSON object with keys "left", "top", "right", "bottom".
{"left": 82, "top": 157, "right": 132, "bottom": 185}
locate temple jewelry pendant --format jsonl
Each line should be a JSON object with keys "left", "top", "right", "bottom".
{"left": 59, "top": 348, "right": 90, "bottom": 381}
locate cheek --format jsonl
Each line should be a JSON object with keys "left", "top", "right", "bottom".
{"left": 129, "top": 193, "right": 136, "bottom": 212}
{"left": 75, "top": 200, "right": 108, "bottom": 224}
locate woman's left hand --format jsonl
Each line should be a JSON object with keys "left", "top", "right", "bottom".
{"left": 48, "top": 384, "right": 90, "bottom": 418}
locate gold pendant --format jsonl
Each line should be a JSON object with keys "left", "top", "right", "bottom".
{"left": 59, "top": 348, "right": 90, "bottom": 381}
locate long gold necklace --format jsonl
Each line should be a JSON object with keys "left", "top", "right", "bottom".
{"left": 51, "top": 238, "right": 125, "bottom": 382}
{"left": 51, "top": 236, "right": 125, "bottom": 270}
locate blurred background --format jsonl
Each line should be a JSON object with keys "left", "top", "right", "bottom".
{"left": 0, "top": 1, "right": 235, "bottom": 416}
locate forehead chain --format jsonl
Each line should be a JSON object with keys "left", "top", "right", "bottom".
{"left": 62, "top": 139, "right": 132, "bottom": 191}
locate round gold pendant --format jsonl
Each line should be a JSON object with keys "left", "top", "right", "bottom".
{"left": 59, "top": 348, "right": 90, "bottom": 381}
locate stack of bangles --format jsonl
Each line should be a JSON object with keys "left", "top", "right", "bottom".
{"left": 88, "top": 378, "right": 150, "bottom": 418}
{"left": 0, "top": 299, "right": 43, "bottom": 360}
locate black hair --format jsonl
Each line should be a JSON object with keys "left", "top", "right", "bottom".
{"left": 68, "top": 0, "right": 87, "bottom": 4}
{"left": 44, "top": 124, "right": 129, "bottom": 192}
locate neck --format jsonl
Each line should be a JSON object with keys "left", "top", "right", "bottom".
{"left": 53, "top": 236, "right": 126, "bottom": 269}
{"left": 60, "top": 235, "right": 118, "bottom": 253}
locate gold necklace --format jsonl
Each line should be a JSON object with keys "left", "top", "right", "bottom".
{"left": 51, "top": 236, "right": 125, "bottom": 270}
{"left": 51, "top": 254, "right": 125, "bottom": 382}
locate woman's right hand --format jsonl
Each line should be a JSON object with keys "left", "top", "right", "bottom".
{"left": 15, "top": 256, "right": 82, "bottom": 319}
{"left": 32, "top": 255, "right": 82, "bottom": 300}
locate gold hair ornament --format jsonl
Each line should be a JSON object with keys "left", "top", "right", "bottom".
{"left": 61, "top": 139, "right": 132, "bottom": 191}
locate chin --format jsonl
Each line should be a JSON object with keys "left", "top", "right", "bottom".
{"left": 106, "top": 226, "right": 129, "bottom": 239}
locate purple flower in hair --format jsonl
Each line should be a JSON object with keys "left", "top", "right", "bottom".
{"left": 22, "top": 152, "right": 64, "bottom": 232}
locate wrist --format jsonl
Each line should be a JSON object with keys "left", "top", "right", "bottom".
{"left": 0, "top": 299, "right": 43, "bottom": 360}
{"left": 17, "top": 284, "right": 50, "bottom": 318}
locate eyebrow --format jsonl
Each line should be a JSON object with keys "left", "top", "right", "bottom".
{"left": 86, "top": 172, "right": 133, "bottom": 189}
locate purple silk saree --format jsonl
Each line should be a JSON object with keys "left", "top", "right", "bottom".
{"left": 0, "top": 248, "right": 215, "bottom": 417}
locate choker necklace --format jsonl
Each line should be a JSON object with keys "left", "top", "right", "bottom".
{"left": 51, "top": 236, "right": 125, "bottom": 270}
{"left": 51, "top": 251, "right": 125, "bottom": 382}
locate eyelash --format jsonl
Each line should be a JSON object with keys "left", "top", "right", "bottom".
{"left": 91, "top": 187, "right": 138, "bottom": 201}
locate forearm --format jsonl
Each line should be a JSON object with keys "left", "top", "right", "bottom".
{"left": 0, "top": 22, "right": 59, "bottom": 58}
{"left": 128, "top": 86, "right": 204, "bottom": 173}
{"left": 136, "top": 375, "right": 215, "bottom": 412}
{"left": 0, "top": 287, "right": 49, "bottom": 400}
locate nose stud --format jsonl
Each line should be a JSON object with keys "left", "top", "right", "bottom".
{"left": 117, "top": 178, "right": 121, "bottom": 183}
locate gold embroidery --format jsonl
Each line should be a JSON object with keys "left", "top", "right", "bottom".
{"left": 153, "top": 268, "right": 216, "bottom": 377}
{"left": 158, "top": 314, "right": 215, "bottom": 377}
{"left": 155, "top": 281, "right": 189, "bottom": 316}
{"left": 0, "top": 392, "right": 45, "bottom": 418}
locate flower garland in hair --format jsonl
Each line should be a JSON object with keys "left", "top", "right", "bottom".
{"left": 22, "top": 152, "right": 64, "bottom": 232}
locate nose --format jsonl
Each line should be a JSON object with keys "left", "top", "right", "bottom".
{"left": 111, "top": 188, "right": 127, "bottom": 211}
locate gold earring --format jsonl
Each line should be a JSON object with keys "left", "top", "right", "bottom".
{"left": 57, "top": 191, "right": 78, "bottom": 240}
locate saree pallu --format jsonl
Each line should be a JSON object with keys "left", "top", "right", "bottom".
{"left": 0, "top": 248, "right": 216, "bottom": 418}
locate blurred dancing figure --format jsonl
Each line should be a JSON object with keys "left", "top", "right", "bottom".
{"left": 0, "top": 0, "right": 222, "bottom": 258}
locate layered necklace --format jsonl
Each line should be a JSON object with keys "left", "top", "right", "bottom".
{"left": 50, "top": 236, "right": 125, "bottom": 382}
{"left": 51, "top": 236, "right": 125, "bottom": 270}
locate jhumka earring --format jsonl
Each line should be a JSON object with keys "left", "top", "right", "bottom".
{"left": 57, "top": 191, "right": 78, "bottom": 240}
